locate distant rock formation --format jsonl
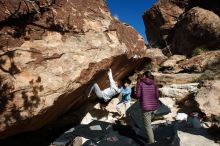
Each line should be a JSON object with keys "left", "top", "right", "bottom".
{"left": 143, "top": 0, "right": 220, "bottom": 56}
{"left": 0, "top": 0, "right": 146, "bottom": 138}
{"left": 147, "top": 49, "right": 220, "bottom": 118}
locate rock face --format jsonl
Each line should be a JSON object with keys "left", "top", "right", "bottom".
{"left": 156, "top": 51, "right": 220, "bottom": 81}
{"left": 160, "top": 55, "right": 186, "bottom": 73}
{"left": 0, "top": 0, "right": 146, "bottom": 138}
{"left": 159, "top": 83, "right": 199, "bottom": 102}
{"left": 142, "top": 0, "right": 185, "bottom": 48}
{"left": 179, "top": 51, "right": 220, "bottom": 73}
{"left": 153, "top": 51, "right": 220, "bottom": 117}
{"left": 146, "top": 48, "right": 168, "bottom": 65}
{"left": 145, "top": 48, "right": 168, "bottom": 71}
{"left": 143, "top": 0, "right": 220, "bottom": 55}
{"left": 172, "top": 7, "right": 220, "bottom": 55}
{"left": 195, "top": 80, "right": 220, "bottom": 117}
{"left": 154, "top": 73, "right": 202, "bottom": 85}
{"left": 80, "top": 98, "right": 123, "bottom": 125}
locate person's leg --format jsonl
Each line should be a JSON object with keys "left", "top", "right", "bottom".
{"left": 125, "top": 101, "right": 131, "bottom": 111}
{"left": 116, "top": 101, "right": 123, "bottom": 116}
{"left": 88, "top": 83, "right": 103, "bottom": 98}
{"left": 124, "top": 101, "right": 131, "bottom": 116}
{"left": 142, "top": 111, "right": 154, "bottom": 144}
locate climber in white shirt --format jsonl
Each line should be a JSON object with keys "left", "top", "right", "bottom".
{"left": 87, "top": 68, "right": 121, "bottom": 102}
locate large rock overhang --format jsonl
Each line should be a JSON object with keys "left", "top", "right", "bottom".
{"left": 0, "top": 0, "right": 146, "bottom": 138}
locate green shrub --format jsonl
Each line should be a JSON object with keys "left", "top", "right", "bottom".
{"left": 192, "top": 48, "right": 208, "bottom": 56}
{"left": 215, "top": 116, "right": 220, "bottom": 123}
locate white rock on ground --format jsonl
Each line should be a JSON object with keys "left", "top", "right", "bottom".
{"left": 170, "top": 83, "right": 199, "bottom": 92}
{"left": 195, "top": 80, "right": 220, "bottom": 117}
{"left": 160, "top": 97, "right": 179, "bottom": 122}
{"left": 178, "top": 130, "right": 219, "bottom": 146}
{"left": 159, "top": 83, "right": 199, "bottom": 101}
{"left": 154, "top": 73, "right": 202, "bottom": 85}
{"left": 81, "top": 98, "right": 123, "bottom": 124}
{"left": 159, "top": 87, "right": 190, "bottom": 101}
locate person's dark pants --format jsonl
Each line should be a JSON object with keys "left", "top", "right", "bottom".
{"left": 142, "top": 110, "right": 154, "bottom": 144}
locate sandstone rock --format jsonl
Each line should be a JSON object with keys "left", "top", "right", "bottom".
{"left": 172, "top": 7, "right": 220, "bottom": 56}
{"left": 159, "top": 87, "right": 189, "bottom": 101}
{"left": 0, "top": 0, "right": 146, "bottom": 138}
{"left": 143, "top": 0, "right": 184, "bottom": 48}
{"left": 170, "top": 83, "right": 199, "bottom": 92}
{"left": 161, "top": 55, "right": 186, "bottom": 67}
{"left": 146, "top": 48, "right": 168, "bottom": 65}
{"left": 154, "top": 73, "right": 202, "bottom": 85}
{"left": 160, "top": 55, "right": 186, "bottom": 73}
{"left": 159, "top": 97, "right": 176, "bottom": 109}
{"left": 143, "top": 0, "right": 220, "bottom": 55}
{"left": 159, "top": 83, "right": 198, "bottom": 101}
{"left": 80, "top": 98, "right": 121, "bottom": 125}
{"left": 72, "top": 137, "right": 83, "bottom": 146}
{"left": 199, "top": 68, "right": 220, "bottom": 81}
{"left": 158, "top": 97, "right": 178, "bottom": 122}
{"left": 179, "top": 51, "right": 220, "bottom": 72}
{"left": 80, "top": 103, "right": 109, "bottom": 125}
{"left": 145, "top": 48, "right": 168, "bottom": 71}
{"left": 178, "top": 129, "right": 220, "bottom": 146}
{"left": 195, "top": 80, "right": 220, "bottom": 117}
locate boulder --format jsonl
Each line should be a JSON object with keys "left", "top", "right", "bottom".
{"left": 179, "top": 51, "right": 220, "bottom": 72}
{"left": 159, "top": 83, "right": 199, "bottom": 101}
{"left": 143, "top": 0, "right": 220, "bottom": 55}
{"left": 161, "top": 55, "right": 186, "bottom": 67}
{"left": 80, "top": 98, "right": 121, "bottom": 125}
{"left": 195, "top": 80, "right": 220, "bottom": 117}
{"left": 157, "top": 97, "right": 178, "bottom": 122}
{"left": 145, "top": 48, "right": 168, "bottom": 71}
{"left": 154, "top": 73, "right": 202, "bottom": 85}
{"left": 146, "top": 48, "right": 168, "bottom": 65}
{"left": 143, "top": 0, "right": 185, "bottom": 48}
{"left": 178, "top": 129, "right": 220, "bottom": 146}
{"left": 159, "top": 87, "right": 190, "bottom": 101}
{"left": 170, "top": 83, "right": 199, "bottom": 92}
{"left": 171, "top": 7, "right": 220, "bottom": 56}
{"left": 0, "top": 0, "right": 146, "bottom": 138}
{"left": 160, "top": 55, "right": 186, "bottom": 73}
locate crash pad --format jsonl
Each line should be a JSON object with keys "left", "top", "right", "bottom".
{"left": 126, "top": 101, "right": 171, "bottom": 130}
{"left": 72, "top": 120, "right": 112, "bottom": 142}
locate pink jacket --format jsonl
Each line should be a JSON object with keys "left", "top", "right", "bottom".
{"left": 136, "top": 78, "right": 159, "bottom": 111}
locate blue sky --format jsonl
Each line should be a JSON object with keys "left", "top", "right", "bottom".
{"left": 107, "top": 0, "right": 157, "bottom": 43}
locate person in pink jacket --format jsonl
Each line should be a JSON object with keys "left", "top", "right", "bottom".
{"left": 136, "top": 71, "right": 159, "bottom": 144}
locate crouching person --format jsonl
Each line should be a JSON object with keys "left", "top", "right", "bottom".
{"left": 116, "top": 79, "right": 132, "bottom": 118}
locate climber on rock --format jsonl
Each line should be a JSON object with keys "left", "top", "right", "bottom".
{"left": 87, "top": 68, "right": 121, "bottom": 102}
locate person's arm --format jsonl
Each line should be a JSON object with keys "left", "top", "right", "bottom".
{"left": 155, "top": 83, "right": 159, "bottom": 99}
{"left": 122, "top": 87, "right": 131, "bottom": 96}
{"left": 135, "top": 83, "right": 142, "bottom": 98}
{"left": 107, "top": 68, "right": 120, "bottom": 92}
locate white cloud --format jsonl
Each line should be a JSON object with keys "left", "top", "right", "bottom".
{"left": 113, "top": 14, "right": 120, "bottom": 20}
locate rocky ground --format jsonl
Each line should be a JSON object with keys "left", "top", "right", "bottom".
{"left": 74, "top": 48, "right": 220, "bottom": 145}
{"left": 1, "top": 49, "right": 220, "bottom": 145}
